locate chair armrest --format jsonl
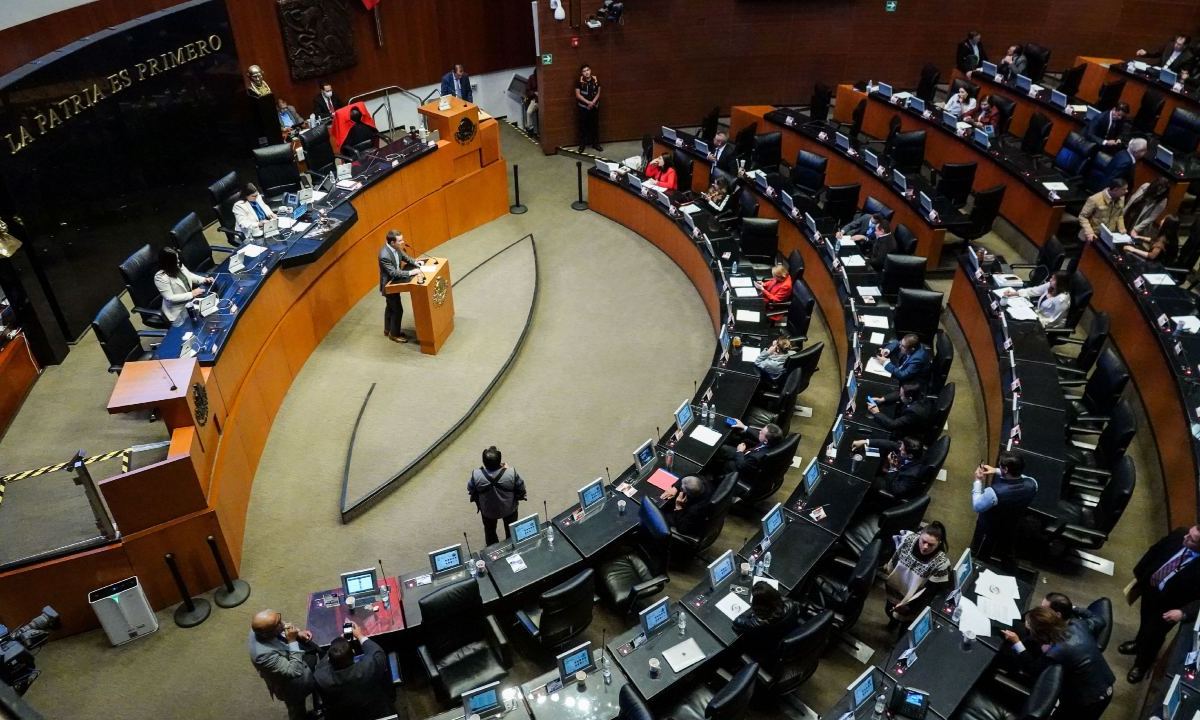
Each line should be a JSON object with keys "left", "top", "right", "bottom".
{"left": 514, "top": 609, "right": 539, "bottom": 637}
{"left": 1056, "top": 366, "right": 1088, "bottom": 378}
{"left": 1068, "top": 478, "right": 1105, "bottom": 493}
{"left": 1061, "top": 524, "right": 1108, "bottom": 542}
{"left": 1054, "top": 337, "right": 1084, "bottom": 346}
{"left": 417, "top": 644, "right": 439, "bottom": 683}
{"left": 137, "top": 330, "right": 168, "bottom": 338}
{"left": 387, "top": 650, "right": 403, "bottom": 686}
{"left": 1070, "top": 465, "right": 1111, "bottom": 478}
{"left": 1075, "top": 414, "right": 1110, "bottom": 424}
{"left": 485, "top": 614, "right": 512, "bottom": 667}
{"left": 1043, "top": 519, "right": 1065, "bottom": 537}
{"left": 1057, "top": 378, "right": 1087, "bottom": 388}
{"left": 631, "top": 574, "right": 670, "bottom": 597}
{"left": 1067, "top": 425, "right": 1103, "bottom": 435}
{"left": 216, "top": 226, "right": 244, "bottom": 246}
{"left": 1008, "top": 263, "right": 1037, "bottom": 269}
{"left": 211, "top": 245, "right": 237, "bottom": 255}
{"left": 131, "top": 306, "right": 168, "bottom": 323}
{"left": 669, "top": 528, "right": 700, "bottom": 547}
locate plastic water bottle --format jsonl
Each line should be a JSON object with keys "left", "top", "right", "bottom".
{"left": 700, "top": 402, "right": 710, "bottom": 424}
{"left": 665, "top": 448, "right": 675, "bottom": 470}
{"left": 677, "top": 610, "right": 687, "bottom": 636}
{"left": 873, "top": 693, "right": 887, "bottom": 718}
{"left": 762, "top": 551, "right": 773, "bottom": 574}
{"left": 469, "top": 562, "right": 478, "bottom": 578}
{"left": 732, "top": 259, "right": 739, "bottom": 274}
{"left": 601, "top": 654, "right": 612, "bottom": 685}
{"left": 545, "top": 523, "right": 555, "bottom": 547}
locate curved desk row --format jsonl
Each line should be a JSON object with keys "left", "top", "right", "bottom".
{"left": 1077, "top": 56, "right": 1200, "bottom": 137}
{"left": 0, "top": 117, "right": 510, "bottom": 634}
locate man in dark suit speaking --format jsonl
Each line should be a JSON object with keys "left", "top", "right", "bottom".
{"left": 440, "top": 63, "right": 473, "bottom": 103}
{"left": 314, "top": 624, "right": 395, "bottom": 720}
{"left": 379, "top": 229, "right": 421, "bottom": 344}
{"left": 1122, "top": 525, "right": 1200, "bottom": 683}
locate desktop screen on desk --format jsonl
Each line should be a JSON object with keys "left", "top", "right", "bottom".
{"left": 908, "top": 96, "right": 925, "bottom": 114}
{"left": 981, "top": 61, "right": 998, "bottom": 77}
{"left": 943, "top": 111, "right": 958, "bottom": 128}
{"left": 762, "top": 502, "right": 785, "bottom": 540}
{"left": 954, "top": 548, "right": 973, "bottom": 591}
{"left": 557, "top": 642, "right": 595, "bottom": 679}
{"left": 641, "top": 597, "right": 671, "bottom": 635}
{"left": 662, "top": 126, "right": 677, "bottom": 142}
{"left": 836, "top": 132, "right": 851, "bottom": 150}
{"left": 694, "top": 139, "right": 709, "bottom": 155}
{"left": 1161, "top": 68, "right": 1178, "bottom": 85}
{"left": 463, "top": 682, "right": 501, "bottom": 714}
{"left": 579, "top": 479, "right": 605, "bottom": 510}
{"left": 634, "top": 438, "right": 655, "bottom": 469}
{"left": 708, "top": 550, "right": 736, "bottom": 588}
{"left": 342, "top": 569, "right": 376, "bottom": 596}
{"left": 675, "top": 400, "right": 694, "bottom": 431}
{"left": 865, "top": 149, "right": 879, "bottom": 169}
{"left": 803, "top": 459, "right": 822, "bottom": 494}
{"left": 1165, "top": 675, "right": 1182, "bottom": 720}
{"left": 510, "top": 514, "right": 540, "bottom": 544}
{"left": 877, "top": 82, "right": 893, "bottom": 98}
{"left": 909, "top": 606, "right": 932, "bottom": 649}
{"left": 1157, "top": 145, "right": 1175, "bottom": 168}
{"left": 430, "top": 545, "right": 463, "bottom": 573}
{"left": 919, "top": 191, "right": 933, "bottom": 213}
{"left": 850, "top": 666, "right": 876, "bottom": 708}
{"left": 1050, "top": 90, "right": 1068, "bottom": 108}
{"left": 1016, "top": 74, "right": 1032, "bottom": 91}
{"left": 893, "top": 169, "right": 907, "bottom": 191}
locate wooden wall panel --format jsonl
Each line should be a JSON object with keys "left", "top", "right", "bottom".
{"left": 0, "top": 0, "right": 535, "bottom": 108}
{"left": 0, "top": 544, "right": 134, "bottom": 635}
{"left": 534, "top": 0, "right": 1200, "bottom": 153}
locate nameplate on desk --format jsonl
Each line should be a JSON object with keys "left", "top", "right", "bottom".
{"left": 1010, "top": 378, "right": 1021, "bottom": 393}
{"left": 785, "top": 115, "right": 795, "bottom": 126}
{"left": 1010, "top": 424, "right": 1021, "bottom": 440}
{"left": 1002, "top": 338, "right": 1013, "bottom": 351}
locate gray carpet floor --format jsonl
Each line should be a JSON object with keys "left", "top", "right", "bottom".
{"left": 7, "top": 124, "right": 1165, "bottom": 719}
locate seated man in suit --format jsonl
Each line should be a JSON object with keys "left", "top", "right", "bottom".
{"left": 1136, "top": 34, "right": 1195, "bottom": 73}
{"left": 440, "top": 63, "right": 473, "bottom": 103}
{"left": 865, "top": 382, "right": 934, "bottom": 439}
{"left": 866, "top": 220, "right": 897, "bottom": 272}
{"left": 313, "top": 625, "right": 395, "bottom": 720}
{"left": 707, "top": 131, "right": 738, "bottom": 176}
{"left": 997, "top": 45, "right": 1028, "bottom": 80}
{"left": 342, "top": 107, "right": 381, "bottom": 152}
{"left": 1083, "top": 102, "right": 1128, "bottom": 148}
{"left": 837, "top": 211, "right": 885, "bottom": 243}
{"left": 851, "top": 436, "right": 929, "bottom": 506}
{"left": 657, "top": 475, "right": 711, "bottom": 536}
{"left": 276, "top": 97, "right": 305, "bottom": 132}
{"left": 232, "top": 183, "right": 278, "bottom": 239}
{"left": 877, "top": 333, "right": 932, "bottom": 384}
{"left": 1102, "top": 137, "right": 1146, "bottom": 187}
{"left": 312, "top": 81, "right": 343, "bottom": 120}
{"left": 710, "top": 420, "right": 784, "bottom": 478}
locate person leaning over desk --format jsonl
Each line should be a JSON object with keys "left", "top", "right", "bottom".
{"left": 232, "top": 183, "right": 278, "bottom": 240}
{"left": 378, "top": 229, "right": 422, "bottom": 344}
{"left": 313, "top": 625, "right": 395, "bottom": 720}
{"left": 1123, "top": 214, "right": 1180, "bottom": 264}
{"left": 733, "top": 582, "right": 801, "bottom": 659}
{"left": 1002, "top": 607, "right": 1114, "bottom": 720}
{"left": 154, "top": 246, "right": 213, "bottom": 325}
{"left": 1077, "top": 178, "right": 1128, "bottom": 243}
{"left": 710, "top": 420, "right": 784, "bottom": 476}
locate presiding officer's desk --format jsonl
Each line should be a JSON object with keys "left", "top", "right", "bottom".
{"left": 521, "top": 651, "right": 631, "bottom": 720}
{"left": 607, "top": 601, "right": 724, "bottom": 703}
{"left": 1077, "top": 56, "right": 1200, "bottom": 137}
{"left": 1078, "top": 240, "right": 1200, "bottom": 528}
{"left": 400, "top": 555, "right": 501, "bottom": 629}
{"left": 305, "top": 576, "right": 406, "bottom": 645}
{"left": 482, "top": 523, "right": 584, "bottom": 598}
{"left": 883, "top": 615, "right": 998, "bottom": 720}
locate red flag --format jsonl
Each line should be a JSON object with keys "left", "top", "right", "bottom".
{"left": 362, "top": 0, "right": 380, "bottom": 9}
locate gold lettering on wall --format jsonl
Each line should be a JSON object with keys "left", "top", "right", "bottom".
{"left": 3, "top": 34, "right": 224, "bottom": 156}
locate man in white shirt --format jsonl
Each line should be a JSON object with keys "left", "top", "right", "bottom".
{"left": 232, "top": 184, "right": 277, "bottom": 240}
{"left": 1137, "top": 35, "right": 1194, "bottom": 73}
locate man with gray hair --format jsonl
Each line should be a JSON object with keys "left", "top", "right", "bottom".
{"left": 1101, "top": 136, "right": 1146, "bottom": 188}
{"left": 659, "top": 475, "right": 711, "bottom": 535}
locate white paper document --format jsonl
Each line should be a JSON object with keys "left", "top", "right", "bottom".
{"left": 838, "top": 237, "right": 858, "bottom": 248}
{"left": 689, "top": 425, "right": 723, "bottom": 446}
{"left": 1172, "top": 316, "right": 1200, "bottom": 334}
{"left": 865, "top": 356, "right": 892, "bottom": 378}
{"left": 976, "top": 595, "right": 1022, "bottom": 625}
{"left": 278, "top": 217, "right": 296, "bottom": 229}
{"left": 976, "top": 569, "right": 1020, "bottom": 601}
{"left": 734, "top": 287, "right": 758, "bottom": 298}
{"left": 679, "top": 203, "right": 702, "bottom": 215}
{"left": 506, "top": 554, "right": 527, "bottom": 572}
{"left": 730, "top": 276, "right": 753, "bottom": 287}
{"left": 993, "top": 274, "right": 1024, "bottom": 287}
{"left": 311, "top": 190, "right": 328, "bottom": 203}
{"left": 869, "top": 332, "right": 886, "bottom": 345}
{"left": 857, "top": 286, "right": 882, "bottom": 298}
{"left": 715, "top": 593, "right": 751, "bottom": 621}
{"left": 735, "top": 310, "right": 761, "bottom": 323}
{"left": 860, "top": 314, "right": 890, "bottom": 329}
{"left": 1143, "top": 273, "right": 1176, "bottom": 286}
{"left": 842, "top": 254, "right": 867, "bottom": 267}
{"left": 957, "top": 597, "right": 997, "bottom": 636}
{"left": 291, "top": 222, "right": 312, "bottom": 234}
{"left": 1042, "top": 181, "right": 1069, "bottom": 192}
{"left": 741, "top": 346, "right": 760, "bottom": 362}
{"left": 1006, "top": 301, "right": 1038, "bottom": 322}
{"left": 242, "top": 245, "right": 267, "bottom": 258}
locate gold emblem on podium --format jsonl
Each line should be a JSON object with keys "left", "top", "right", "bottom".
{"left": 192, "top": 382, "right": 209, "bottom": 427}
{"left": 433, "top": 275, "right": 448, "bottom": 307}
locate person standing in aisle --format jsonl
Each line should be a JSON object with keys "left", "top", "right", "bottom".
{"left": 468, "top": 446, "right": 528, "bottom": 546}
{"left": 576, "top": 63, "right": 602, "bottom": 152}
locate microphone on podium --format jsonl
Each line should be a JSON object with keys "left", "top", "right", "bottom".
{"left": 156, "top": 358, "right": 178, "bottom": 391}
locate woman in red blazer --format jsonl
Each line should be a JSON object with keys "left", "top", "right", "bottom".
{"left": 756, "top": 264, "right": 793, "bottom": 303}
{"left": 644, "top": 153, "right": 677, "bottom": 190}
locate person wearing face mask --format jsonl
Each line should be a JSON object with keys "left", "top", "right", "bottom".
{"left": 312, "top": 82, "right": 343, "bottom": 120}
{"left": 882, "top": 521, "right": 951, "bottom": 628}
{"left": 837, "top": 211, "right": 884, "bottom": 244}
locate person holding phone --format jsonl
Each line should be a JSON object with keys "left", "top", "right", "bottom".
{"left": 866, "top": 382, "right": 934, "bottom": 438}
{"left": 314, "top": 622, "right": 396, "bottom": 720}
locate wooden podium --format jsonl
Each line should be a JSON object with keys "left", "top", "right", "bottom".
{"left": 418, "top": 95, "right": 478, "bottom": 140}
{"left": 385, "top": 257, "right": 454, "bottom": 355}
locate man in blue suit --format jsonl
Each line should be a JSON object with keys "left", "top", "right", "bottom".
{"left": 877, "top": 333, "right": 932, "bottom": 385}
{"left": 440, "top": 64, "right": 473, "bottom": 103}
{"left": 1083, "top": 102, "right": 1128, "bottom": 147}
{"left": 1102, "top": 137, "right": 1146, "bottom": 187}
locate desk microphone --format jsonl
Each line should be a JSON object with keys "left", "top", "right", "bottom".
{"left": 463, "top": 532, "right": 475, "bottom": 562}
{"left": 377, "top": 558, "right": 390, "bottom": 609}
{"left": 157, "top": 358, "right": 178, "bottom": 391}
{"left": 605, "top": 466, "right": 611, "bottom": 484}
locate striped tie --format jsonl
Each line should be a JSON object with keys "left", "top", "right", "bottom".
{"left": 1151, "top": 550, "right": 1188, "bottom": 588}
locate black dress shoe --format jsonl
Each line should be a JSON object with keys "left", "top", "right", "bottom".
{"left": 1118, "top": 641, "right": 1138, "bottom": 655}
{"left": 1127, "top": 666, "right": 1147, "bottom": 684}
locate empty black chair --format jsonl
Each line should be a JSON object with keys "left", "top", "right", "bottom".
{"left": 699, "top": 107, "right": 720, "bottom": 144}
{"left": 515, "top": 568, "right": 595, "bottom": 650}
{"left": 1056, "top": 64, "right": 1086, "bottom": 98}
{"left": 671, "top": 472, "right": 738, "bottom": 558}
{"left": 923, "top": 383, "right": 956, "bottom": 446}
{"left": 862, "top": 195, "right": 895, "bottom": 222}
{"left": 169, "top": 212, "right": 235, "bottom": 273}
{"left": 1011, "top": 236, "right": 1065, "bottom": 284}
{"left": 1065, "top": 399, "right": 1136, "bottom": 482}
{"left": 1062, "top": 348, "right": 1129, "bottom": 422}
{"left": 1132, "top": 91, "right": 1166, "bottom": 135}
{"left": 957, "top": 664, "right": 1062, "bottom": 720}
{"left": 809, "top": 83, "right": 833, "bottom": 123}
{"left": 751, "top": 609, "right": 835, "bottom": 696}
{"left": 734, "top": 433, "right": 801, "bottom": 506}
{"left": 734, "top": 122, "right": 758, "bottom": 161}
{"left": 787, "top": 249, "right": 805, "bottom": 281}
{"left": 957, "top": 185, "right": 1006, "bottom": 242}
{"left": 1161, "top": 107, "right": 1200, "bottom": 155}
{"left": 416, "top": 578, "right": 512, "bottom": 703}
{"left": 878, "top": 115, "right": 903, "bottom": 158}
{"left": 751, "top": 132, "right": 782, "bottom": 174}
{"left": 207, "top": 171, "right": 244, "bottom": 246}
{"left": 949, "top": 77, "right": 980, "bottom": 99}
{"left": 936, "top": 162, "right": 977, "bottom": 208}
{"left": 118, "top": 245, "right": 170, "bottom": 329}
{"left": 916, "top": 64, "right": 940, "bottom": 105}
{"left": 842, "top": 495, "right": 930, "bottom": 559}
{"left": 789, "top": 150, "right": 827, "bottom": 197}
{"left": 664, "top": 662, "right": 758, "bottom": 720}
{"left": 847, "top": 99, "right": 867, "bottom": 144}
{"left": 1094, "top": 78, "right": 1126, "bottom": 112}
{"left": 299, "top": 124, "right": 335, "bottom": 176}
{"left": 739, "top": 218, "right": 779, "bottom": 267}
{"left": 929, "top": 330, "right": 954, "bottom": 395}
{"left": 916, "top": 435, "right": 952, "bottom": 495}
{"left": 787, "top": 282, "right": 815, "bottom": 339}
{"left": 252, "top": 143, "right": 302, "bottom": 199}
{"left": 988, "top": 94, "right": 1017, "bottom": 135}
{"left": 1020, "top": 112, "right": 1054, "bottom": 156}
{"left": 894, "top": 288, "right": 943, "bottom": 344}
{"left": 823, "top": 184, "right": 861, "bottom": 227}
{"left": 745, "top": 368, "right": 804, "bottom": 435}
{"left": 598, "top": 500, "right": 671, "bottom": 614}
{"left": 891, "top": 130, "right": 926, "bottom": 175}
{"left": 1047, "top": 455, "right": 1135, "bottom": 552}
{"left": 1053, "top": 131, "right": 1098, "bottom": 177}
{"left": 1060, "top": 271, "right": 1093, "bottom": 332}
{"left": 673, "top": 149, "right": 694, "bottom": 193}
{"left": 1082, "top": 151, "right": 1116, "bottom": 193}
{"left": 882, "top": 254, "right": 927, "bottom": 295}
{"left": 618, "top": 684, "right": 654, "bottom": 720}
{"left": 1054, "top": 311, "right": 1109, "bottom": 378}
{"left": 811, "top": 539, "right": 882, "bottom": 633}
{"left": 1089, "top": 597, "right": 1114, "bottom": 651}
{"left": 894, "top": 224, "right": 918, "bottom": 255}
{"left": 92, "top": 297, "right": 165, "bottom": 374}
{"left": 1023, "top": 43, "right": 1052, "bottom": 83}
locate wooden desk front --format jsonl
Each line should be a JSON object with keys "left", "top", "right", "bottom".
{"left": 1076, "top": 56, "right": 1200, "bottom": 137}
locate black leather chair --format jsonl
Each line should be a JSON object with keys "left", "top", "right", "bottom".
{"left": 956, "top": 664, "right": 1062, "bottom": 720}
{"left": 842, "top": 495, "right": 930, "bottom": 560}
{"left": 746, "top": 609, "right": 835, "bottom": 697}
{"left": 253, "top": 143, "right": 302, "bottom": 200}
{"left": 1083, "top": 151, "right": 1116, "bottom": 193}
{"left": 674, "top": 149, "right": 694, "bottom": 193}
{"left": 935, "top": 162, "right": 977, "bottom": 208}
{"left": 894, "top": 224, "right": 918, "bottom": 255}
{"left": 787, "top": 249, "right": 805, "bottom": 281}
{"left": 1054, "top": 311, "right": 1109, "bottom": 378}
{"left": 299, "top": 124, "right": 336, "bottom": 176}
{"left": 664, "top": 662, "right": 758, "bottom": 720}
{"left": 1132, "top": 91, "right": 1166, "bottom": 136}
{"left": 92, "top": 297, "right": 165, "bottom": 374}
{"left": 950, "top": 77, "right": 980, "bottom": 100}
{"left": 1023, "top": 43, "right": 1052, "bottom": 83}
{"left": 1162, "top": 107, "right": 1200, "bottom": 155}
{"left": 207, "top": 171, "right": 244, "bottom": 246}
{"left": 1019, "top": 112, "right": 1053, "bottom": 156}
{"left": 699, "top": 107, "right": 720, "bottom": 144}
{"left": 416, "top": 578, "right": 511, "bottom": 704}
{"left": 862, "top": 195, "right": 895, "bottom": 223}
{"left": 823, "top": 184, "right": 861, "bottom": 227}
{"left": 515, "top": 568, "right": 595, "bottom": 650}
{"left": 1010, "top": 236, "right": 1065, "bottom": 284}
{"left": 809, "top": 83, "right": 833, "bottom": 124}
{"left": 1061, "top": 348, "right": 1129, "bottom": 424}
{"left": 1046, "top": 456, "right": 1135, "bottom": 552}
{"left": 916, "top": 435, "right": 951, "bottom": 495}
{"left": 789, "top": 150, "right": 827, "bottom": 197}
{"left": 598, "top": 499, "right": 671, "bottom": 614}
{"left": 891, "top": 130, "right": 926, "bottom": 175}
{"left": 929, "top": 330, "right": 954, "bottom": 395}
{"left": 118, "top": 245, "right": 170, "bottom": 329}
{"left": 957, "top": 185, "right": 1006, "bottom": 242}
{"left": 734, "top": 122, "right": 758, "bottom": 162}
{"left": 1089, "top": 597, "right": 1113, "bottom": 651}
{"left": 882, "top": 254, "right": 927, "bottom": 295}
{"left": 811, "top": 539, "right": 882, "bottom": 632}
{"left": 1095, "top": 79, "right": 1126, "bottom": 112}
{"left": 739, "top": 218, "right": 779, "bottom": 268}
{"left": 1057, "top": 64, "right": 1086, "bottom": 97}
{"left": 751, "top": 132, "right": 783, "bottom": 174}
{"left": 618, "top": 684, "right": 654, "bottom": 720}
{"left": 734, "top": 433, "right": 801, "bottom": 507}
{"left": 169, "top": 212, "right": 235, "bottom": 273}
{"left": 671, "top": 472, "right": 738, "bottom": 558}
{"left": 1057, "top": 271, "right": 1093, "bottom": 333}
{"left": 988, "top": 95, "right": 1017, "bottom": 135}
{"left": 835, "top": 100, "right": 867, "bottom": 146}
{"left": 916, "top": 64, "right": 940, "bottom": 105}
{"left": 894, "top": 288, "right": 943, "bottom": 344}
{"left": 1053, "top": 131, "right": 1098, "bottom": 178}
{"left": 745, "top": 368, "right": 804, "bottom": 435}
{"left": 923, "top": 383, "right": 956, "bottom": 446}
{"left": 786, "top": 281, "right": 815, "bottom": 339}
{"left": 1064, "top": 399, "right": 1136, "bottom": 482}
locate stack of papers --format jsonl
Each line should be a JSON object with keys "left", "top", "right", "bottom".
{"left": 856, "top": 286, "right": 882, "bottom": 298}
{"left": 1005, "top": 297, "right": 1038, "bottom": 322}
{"left": 972, "top": 569, "right": 1022, "bottom": 626}
{"left": 860, "top": 314, "right": 890, "bottom": 329}
{"left": 865, "top": 356, "right": 892, "bottom": 378}
{"left": 956, "top": 597, "right": 995, "bottom": 637}
{"left": 993, "top": 274, "right": 1024, "bottom": 287}
{"left": 1143, "top": 273, "right": 1176, "bottom": 286}
{"left": 242, "top": 245, "right": 267, "bottom": 258}
{"left": 689, "top": 425, "right": 723, "bottom": 446}
{"left": 715, "top": 593, "right": 750, "bottom": 621}
{"left": 869, "top": 332, "right": 886, "bottom": 345}
{"left": 740, "top": 346, "right": 760, "bottom": 362}
{"left": 843, "top": 255, "right": 867, "bottom": 267}
{"left": 729, "top": 276, "right": 754, "bottom": 288}
{"left": 734, "top": 287, "right": 757, "bottom": 298}
{"left": 679, "top": 203, "right": 702, "bottom": 215}
{"left": 735, "top": 309, "right": 761, "bottom": 323}
{"left": 838, "top": 237, "right": 858, "bottom": 248}
{"left": 1042, "top": 181, "right": 1069, "bottom": 192}
{"left": 1171, "top": 316, "right": 1200, "bottom": 334}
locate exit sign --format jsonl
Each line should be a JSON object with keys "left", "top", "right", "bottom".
{"left": 541, "top": 53, "right": 553, "bottom": 65}
{"left": 885, "top": 0, "right": 898, "bottom": 10}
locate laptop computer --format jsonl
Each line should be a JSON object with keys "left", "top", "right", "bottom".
{"left": 694, "top": 139, "right": 710, "bottom": 155}
{"left": 663, "top": 637, "right": 705, "bottom": 673}
{"left": 340, "top": 568, "right": 378, "bottom": 604}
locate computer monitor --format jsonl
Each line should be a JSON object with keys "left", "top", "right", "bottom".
{"left": 509, "top": 513, "right": 541, "bottom": 546}
{"left": 655, "top": 187, "right": 672, "bottom": 210}
{"left": 754, "top": 172, "right": 769, "bottom": 190}
{"left": 919, "top": 191, "right": 933, "bottom": 214}
{"left": 848, "top": 667, "right": 877, "bottom": 710}
{"left": 942, "top": 110, "right": 958, "bottom": 127}
{"left": 1050, "top": 89, "right": 1068, "bottom": 108}
{"left": 802, "top": 457, "right": 822, "bottom": 495}
{"left": 578, "top": 477, "right": 606, "bottom": 512}
{"left": 556, "top": 642, "right": 596, "bottom": 682}
{"left": 892, "top": 169, "right": 907, "bottom": 191}
{"left": 1157, "top": 144, "right": 1175, "bottom": 168}
{"left": 662, "top": 126, "right": 677, "bottom": 142}
{"left": 805, "top": 211, "right": 819, "bottom": 236}
{"left": 428, "top": 544, "right": 465, "bottom": 574}
{"left": 682, "top": 208, "right": 697, "bottom": 234}
{"left": 1085, "top": 105, "right": 1101, "bottom": 121}
{"left": 461, "top": 681, "right": 502, "bottom": 719}
{"left": 909, "top": 606, "right": 933, "bottom": 650}
{"left": 907, "top": 96, "right": 925, "bottom": 114}
{"left": 836, "top": 132, "right": 851, "bottom": 150}
{"left": 694, "top": 138, "right": 709, "bottom": 155}
{"left": 340, "top": 568, "right": 378, "bottom": 600}
{"left": 761, "top": 502, "right": 785, "bottom": 542}
{"left": 633, "top": 438, "right": 655, "bottom": 471}
{"left": 980, "top": 61, "right": 997, "bottom": 77}
{"left": 719, "top": 324, "right": 731, "bottom": 354}
{"left": 1161, "top": 68, "right": 1178, "bottom": 86}
{"left": 1165, "top": 675, "right": 1182, "bottom": 720}
{"left": 973, "top": 128, "right": 991, "bottom": 148}
{"left": 675, "top": 400, "right": 694, "bottom": 432}
{"left": 953, "top": 547, "right": 973, "bottom": 592}
{"left": 877, "top": 82, "right": 893, "bottom": 98}
{"left": 625, "top": 171, "right": 643, "bottom": 192}
{"left": 639, "top": 596, "right": 672, "bottom": 637}
{"left": 865, "top": 148, "right": 879, "bottom": 169}
{"left": 1015, "top": 74, "right": 1032, "bottom": 92}
{"left": 781, "top": 190, "right": 795, "bottom": 213}
{"left": 846, "top": 372, "right": 858, "bottom": 405}
{"left": 594, "top": 158, "right": 616, "bottom": 175}
{"left": 707, "top": 549, "right": 736, "bottom": 590}
{"left": 824, "top": 236, "right": 838, "bottom": 262}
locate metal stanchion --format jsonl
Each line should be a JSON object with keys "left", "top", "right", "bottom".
{"left": 206, "top": 535, "right": 251, "bottom": 608}
{"left": 164, "top": 553, "right": 211, "bottom": 627}
{"left": 571, "top": 161, "right": 588, "bottom": 211}
{"left": 510, "top": 163, "right": 528, "bottom": 214}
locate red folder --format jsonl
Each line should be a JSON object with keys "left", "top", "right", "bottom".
{"left": 647, "top": 468, "right": 679, "bottom": 492}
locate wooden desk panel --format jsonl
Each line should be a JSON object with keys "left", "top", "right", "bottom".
{"left": 948, "top": 266, "right": 1002, "bottom": 453}
{"left": 0, "top": 543, "right": 133, "bottom": 635}
{"left": 1076, "top": 57, "right": 1200, "bottom": 137}
{"left": 0, "top": 333, "right": 38, "bottom": 441}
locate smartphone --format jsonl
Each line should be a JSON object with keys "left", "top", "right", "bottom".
{"left": 342, "top": 622, "right": 353, "bottom": 641}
